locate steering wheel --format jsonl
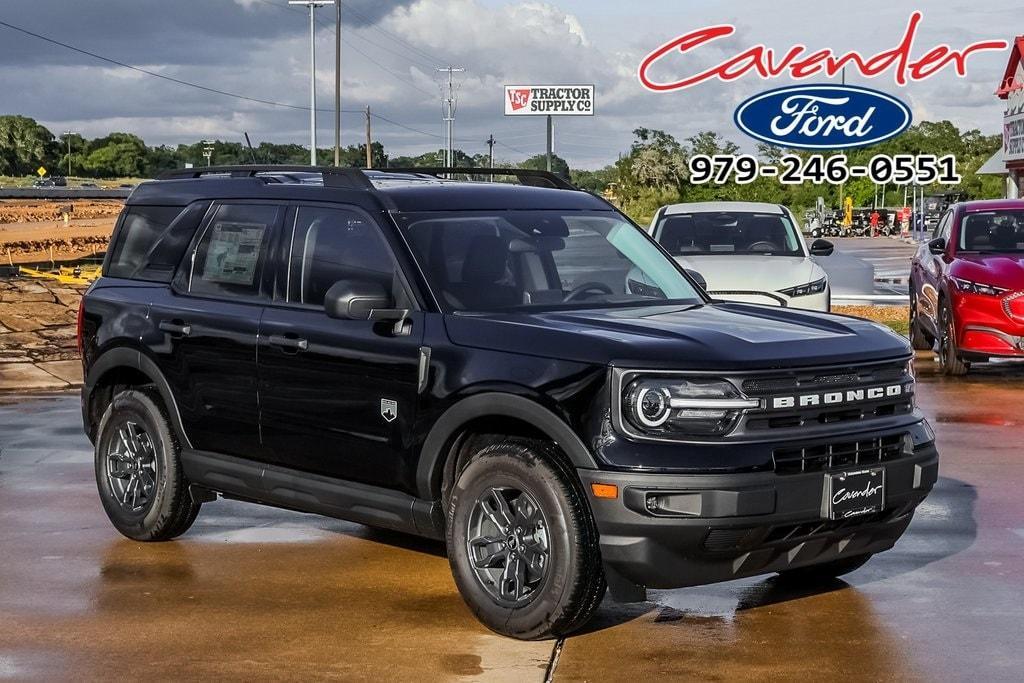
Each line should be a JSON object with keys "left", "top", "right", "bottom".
{"left": 747, "top": 241, "right": 780, "bottom": 253}
{"left": 564, "top": 281, "right": 614, "bottom": 302}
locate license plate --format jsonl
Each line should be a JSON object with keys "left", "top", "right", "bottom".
{"left": 822, "top": 467, "right": 885, "bottom": 520}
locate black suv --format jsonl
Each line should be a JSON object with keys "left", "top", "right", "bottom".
{"left": 79, "top": 166, "right": 938, "bottom": 639}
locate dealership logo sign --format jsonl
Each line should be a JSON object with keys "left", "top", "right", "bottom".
{"left": 636, "top": 11, "right": 1006, "bottom": 149}
{"left": 734, "top": 85, "right": 912, "bottom": 150}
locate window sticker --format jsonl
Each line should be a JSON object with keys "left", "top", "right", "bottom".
{"left": 201, "top": 221, "right": 266, "bottom": 285}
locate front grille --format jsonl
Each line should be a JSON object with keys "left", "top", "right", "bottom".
{"left": 773, "top": 434, "right": 906, "bottom": 475}
{"left": 745, "top": 396, "right": 914, "bottom": 431}
{"left": 741, "top": 361, "right": 907, "bottom": 396}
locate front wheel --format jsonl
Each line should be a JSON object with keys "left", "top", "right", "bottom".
{"left": 445, "top": 440, "right": 605, "bottom": 640}
{"left": 938, "top": 302, "right": 969, "bottom": 376}
{"left": 778, "top": 553, "right": 873, "bottom": 583}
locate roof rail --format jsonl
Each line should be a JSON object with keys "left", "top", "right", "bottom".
{"left": 157, "top": 165, "right": 376, "bottom": 191}
{"left": 376, "top": 167, "right": 577, "bottom": 190}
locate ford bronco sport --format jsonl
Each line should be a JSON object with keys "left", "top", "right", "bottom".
{"left": 79, "top": 166, "right": 938, "bottom": 639}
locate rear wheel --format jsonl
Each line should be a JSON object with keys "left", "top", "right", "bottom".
{"left": 445, "top": 439, "right": 605, "bottom": 640}
{"left": 908, "top": 287, "right": 935, "bottom": 351}
{"left": 938, "top": 302, "right": 969, "bottom": 376}
{"left": 778, "top": 553, "right": 873, "bottom": 582}
{"left": 94, "top": 389, "right": 201, "bottom": 541}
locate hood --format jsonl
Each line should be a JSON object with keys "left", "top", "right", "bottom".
{"left": 952, "top": 254, "right": 1024, "bottom": 290}
{"left": 672, "top": 255, "right": 819, "bottom": 293}
{"left": 444, "top": 302, "right": 909, "bottom": 370}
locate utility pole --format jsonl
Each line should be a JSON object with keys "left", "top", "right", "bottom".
{"left": 436, "top": 66, "right": 465, "bottom": 168}
{"left": 289, "top": 0, "right": 334, "bottom": 166}
{"left": 63, "top": 131, "right": 73, "bottom": 177}
{"left": 202, "top": 140, "right": 214, "bottom": 167}
{"left": 365, "top": 106, "right": 372, "bottom": 168}
{"left": 546, "top": 115, "right": 553, "bottom": 173}
{"left": 334, "top": 0, "right": 341, "bottom": 166}
{"left": 486, "top": 134, "right": 495, "bottom": 181}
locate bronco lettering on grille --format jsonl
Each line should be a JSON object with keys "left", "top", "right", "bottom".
{"left": 771, "top": 384, "right": 904, "bottom": 410}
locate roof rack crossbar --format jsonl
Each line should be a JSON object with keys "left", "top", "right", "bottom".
{"left": 157, "top": 165, "right": 376, "bottom": 190}
{"left": 376, "top": 167, "right": 577, "bottom": 190}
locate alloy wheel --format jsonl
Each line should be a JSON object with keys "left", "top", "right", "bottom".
{"left": 105, "top": 420, "right": 158, "bottom": 513}
{"left": 465, "top": 486, "right": 550, "bottom": 606}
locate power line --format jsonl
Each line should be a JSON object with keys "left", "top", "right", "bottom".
{"left": 340, "top": 1, "right": 446, "bottom": 67}
{"left": 495, "top": 140, "right": 530, "bottom": 156}
{"left": 0, "top": 18, "right": 441, "bottom": 142}
{"left": 0, "top": 19, "right": 316, "bottom": 112}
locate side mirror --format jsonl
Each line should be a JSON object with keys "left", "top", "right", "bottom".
{"left": 928, "top": 237, "right": 947, "bottom": 256}
{"left": 809, "top": 238, "right": 834, "bottom": 256}
{"left": 685, "top": 269, "right": 707, "bottom": 291}
{"left": 324, "top": 279, "right": 391, "bottom": 320}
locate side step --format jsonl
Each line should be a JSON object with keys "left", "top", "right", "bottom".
{"left": 181, "top": 449, "right": 444, "bottom": 540}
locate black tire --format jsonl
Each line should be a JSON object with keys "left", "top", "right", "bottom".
{"left": 938, "top": 301, "right": 969, "bottom": 376}
{"left": 778, "top": 553, "right": 873, "bottom": 582}
{"left": 446, "top": 439, "right": 605, "bottom": 640}
{"left": 94, "top": 388, "right": 201, "bottom": 541}
{"left": 908, "top": 286, "right": 935, "bottom": 351}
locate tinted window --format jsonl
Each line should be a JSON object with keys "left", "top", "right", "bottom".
{"left": 959, "top": 210, "right": 1024, "bottom": 253}
{"left": 395, "top": 210, "right": 700, "bottom": 312}
{"left": 654, "top": 211, "right": 802, "bottom": 256}
{"left": 107, "top": 206, "right": 184, "bottom": 279}
{"left": 189, "top": 204, "right": 279, "bottom": 299}
{"left": 287, "top": 206, "right": 402, "bottom": 307}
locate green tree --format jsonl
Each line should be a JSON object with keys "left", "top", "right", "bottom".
{"left": 0, "top": 115, "right": 56, "bottom": 175}
{"left": 520, "top": 153, "right": 570, "bottom": 178}
{"left": 571, "top": 165, "right": 618, "bottom": 193}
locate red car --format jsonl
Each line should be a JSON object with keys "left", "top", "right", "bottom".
{"left": 910, "top": 199, "right": 1024, "bottom": 375}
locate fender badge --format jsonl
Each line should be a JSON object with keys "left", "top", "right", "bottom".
{"left": 380, "top": 398, "right": 398, "bottom": 423}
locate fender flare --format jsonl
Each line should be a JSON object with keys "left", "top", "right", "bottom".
{"left": 84, "top": 348, "right": 192, "bottom": 449}
{"left": 414, "top": 392, "right": 598, "bottom": 500}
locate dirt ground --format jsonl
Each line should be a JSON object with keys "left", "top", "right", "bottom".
{"left": 0, "top": 199, "right": 119, "bottom": 264}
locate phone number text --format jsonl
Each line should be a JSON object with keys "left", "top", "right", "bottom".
{"left": 688, "top": 154, "right": 960, "bottom": 185}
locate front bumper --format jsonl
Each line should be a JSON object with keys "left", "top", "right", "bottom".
{"left": 954, "top": 290, "right": 1024, "bottom": 357}
{"left": 578, "top": 438, "right": 938, "bottom": 601}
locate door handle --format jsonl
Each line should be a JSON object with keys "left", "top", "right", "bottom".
{"left": 159, "top": 320, "right": 191, "bottom": 337}
{"left": 268, "top": 334, "right": 308, "bottom": 352}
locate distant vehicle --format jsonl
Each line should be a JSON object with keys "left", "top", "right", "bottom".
{"left": 51, "top": 176, "right": 67, "bottom": 187}
{"left": 32, "top": 178, "right": 55, "bottom": 188}
{"left": 910, "top": 198, "right": 1024, "bottom": 375}
{"left": 649, "top": 201, "right": 835, "bottom": 311}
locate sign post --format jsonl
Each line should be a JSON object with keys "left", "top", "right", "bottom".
{"left": 504, "top": 85, "right": 595, "bottom": 173}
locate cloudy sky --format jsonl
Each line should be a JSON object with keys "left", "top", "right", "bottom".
{"left": 0, "top": 0, "right": 1018, "bottom": 168}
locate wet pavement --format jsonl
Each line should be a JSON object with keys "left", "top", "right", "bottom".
{"left": 1, "top": 359, "right": 1022, "bottom": 681}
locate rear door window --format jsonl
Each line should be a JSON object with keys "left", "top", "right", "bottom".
{"left": 188, "top": 204, "right": 281, "bottom": 299}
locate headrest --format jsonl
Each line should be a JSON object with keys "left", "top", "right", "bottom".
{"left": 461, "top": 234, "right": 509, "bottom": 284}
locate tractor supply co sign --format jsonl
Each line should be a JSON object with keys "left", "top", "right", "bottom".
{"left": 504, "top": 85, "right": 595, "bottom": 116}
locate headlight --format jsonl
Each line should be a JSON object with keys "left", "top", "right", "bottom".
{"left": 622, "top": 377, "right": 759, "bottom": 438}
{"left": 778, "top": 277, "right": 827, "bottom": 298}
{"left": 950, "top": 277, "right": 1008, "bottom": 296}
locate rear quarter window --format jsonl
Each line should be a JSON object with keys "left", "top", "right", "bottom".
{"left": 105, "top": 203, "right": 209, "bottom": 282}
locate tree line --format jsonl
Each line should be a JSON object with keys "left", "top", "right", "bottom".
{"left": 1, "top": 114, "right": 1003, "bottom": 221}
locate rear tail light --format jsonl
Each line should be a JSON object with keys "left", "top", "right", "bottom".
{"left": 76, "top": 300, "right": 85, "bottom": 356}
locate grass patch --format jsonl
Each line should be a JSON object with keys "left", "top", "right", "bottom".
{"left": 834, "top": 305, "right": 909, "bottom": 336}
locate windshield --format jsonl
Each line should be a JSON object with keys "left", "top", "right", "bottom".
{"left": 393, "top": 210, "right": 702, "bottom": 312}
{"left": 654, "top": 211, "right": 803, "bottom": 257}
{"left": 959, "top": 210, "right": 1024, "bottom": 253}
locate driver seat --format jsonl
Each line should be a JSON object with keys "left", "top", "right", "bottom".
{"left": 445, "top": 234, "right": 521, "bottom": 310}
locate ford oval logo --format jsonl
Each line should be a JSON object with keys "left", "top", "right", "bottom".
{"left": 733, "top": 84, "right": 912, "bottom": 150}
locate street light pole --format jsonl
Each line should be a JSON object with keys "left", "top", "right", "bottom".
{"left": 289, "top": 0, "right": 333, "bottom": 166}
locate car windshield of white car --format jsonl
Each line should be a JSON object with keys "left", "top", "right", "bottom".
{"left": 655, "top": 212, "right": 803, "bottom": 257}
{"left": 959, "top": 211, "right": 1024, "bottom": 253}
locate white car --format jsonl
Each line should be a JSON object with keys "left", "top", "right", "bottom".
{"left": 648, "top": 201, "right": 835, "bottom": 311}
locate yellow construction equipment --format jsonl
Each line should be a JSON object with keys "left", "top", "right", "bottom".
{"left": 19, "top": 264, "right": 101, "bottom": 285}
